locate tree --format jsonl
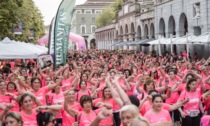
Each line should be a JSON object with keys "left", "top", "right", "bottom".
{"left": 0, "top": 0, "right": 45, "bottom": 43}
{"left": 96, "top": 6, "right": 115, "bottom": 27}
{"left": 96, "top": 0, "right": 122, "bottom": 27}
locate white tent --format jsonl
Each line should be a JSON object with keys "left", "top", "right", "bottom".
{"left": 191, "top": 33, "right": 210, "bottom": 44}
{"left": 0, "top": 37, "right": 48, "bottom": 59}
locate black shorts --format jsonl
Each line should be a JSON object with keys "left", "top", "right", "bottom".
{"left": 170, "top": 109, "right": 181, "bottom": 121}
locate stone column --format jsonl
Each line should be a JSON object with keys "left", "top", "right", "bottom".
{"left": 128, "top": 34, "right": 133, "bottom": 50}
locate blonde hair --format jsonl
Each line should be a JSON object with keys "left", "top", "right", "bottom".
{"left": 120, "top": 105, "right": 139, "bottom": 119}
{"left": 5, "top": 112, "right": 23, "bottom": 126}
{"left": 130, "top": 116, "right": 150, "bottom": 126}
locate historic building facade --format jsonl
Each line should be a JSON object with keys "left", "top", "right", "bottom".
{"left": 96, "top": 0, "right": 210, "bottom": 58}
{"left": 71, "top": 0, "right": 115, "bottom": 49}
{"left": 96, "top": 0, "right": 155, "bottom": 51}
{"left": 155, "top": 0, "right": 210, "bottom": 58}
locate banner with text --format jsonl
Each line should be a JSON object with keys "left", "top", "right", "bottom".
{"left": 48, "top": 18, "right": 55, "bottom": 55}
{"left": 54, "top": 0, "right": 76, "bottom": 69}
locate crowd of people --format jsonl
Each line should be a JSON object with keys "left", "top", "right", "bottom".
{"left": 0, "top": 49, "right": 210, "bottom": 126}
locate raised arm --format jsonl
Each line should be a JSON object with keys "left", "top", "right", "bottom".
{"left": 47, "top": 77, "right": 63, "bottom": 91}
{"left": 112, "top": 75, "right": 131, "bottom": 105}
{"left": 105, "top": 75, "right": 124, "bottom": 107}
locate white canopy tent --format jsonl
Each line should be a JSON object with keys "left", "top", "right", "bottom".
{"left": 191, "top": 33, "right": 210, "bottom": 44}
{"left": 0, "top": 37, "right": 48, "bottom": 59}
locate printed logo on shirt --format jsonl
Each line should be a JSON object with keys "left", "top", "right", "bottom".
{"left": 36, "top": 95, "right": 43, "bottom": 100}
{"left": 189, "top": 98, "right": 199, "bottom": 103}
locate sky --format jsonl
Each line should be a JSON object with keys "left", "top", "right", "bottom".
{"left": 33, "top": 0, "right": 87, "bottom": 25}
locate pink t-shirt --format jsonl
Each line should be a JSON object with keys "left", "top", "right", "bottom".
{"left": 50, "top": 91, "right": 64, "bottom": 105}
{"left": 137, "top": 92, "right": 148, "bottom": 101}
{"left": 144, "top": 109, "right": 172, "bottom": 124}
{"left": 9, "top": 62, "right": 15, "bottom": 69}
{"left": 165, "top": 79, "right": 180, "bottom": 104}
{"left": 0, "top": 94, "right": 11, "bottom": 105}
{"left": 61, "top": 78, "right": 73, "bottom": 90}
{"left": 98, "top": 81, "right": 106, "bottom": 98}
{"left": 0, "top": 94, "right": 11, "bottom": 113}
{"left": 93, "top": 98, "right": 114, "bottom": 125}
{"left": 178, "top": 90, "right": 201, "bottom": 116}
{"left": 201, "top": 115, "right": 210, "bottom": 126}
{"left": 33, "top": 86, "right": 49, "bottom": 106}
{"left": 78, "top": 110, "right": 100, "bottom": 126}
{"left": 140, "top": 101, "right": 170, "bottom": 115}
{"left": 50, "top": 91, "right": 65, "bottom": 118}
{"left": 62, "top": 102, "right": 81, "bottom": 126}
{"left": 76, "top": 90, "right": 92, "bottom": 101}
{"left": 20, "top": 110, "right": 38, "bottom": 126}
{"left": 10, "top": 92, "right": 19, "bottom": 112}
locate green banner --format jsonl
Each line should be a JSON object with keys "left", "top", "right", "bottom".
{"left": 54, "top": 0, "right": 76, "bottom": 69}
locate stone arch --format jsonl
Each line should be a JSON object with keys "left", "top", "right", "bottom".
{"left": 116, "top": 30, "right": 118, "bottom": 40}
{"left": 168, "top": 16, "right": 176, "bottom": 36}
{"left": 137, "top": 25, "right": 142, "bottom": 39}
{"left": 150, "top": 23, "right": 155, "bottom": 38}
{"left": 85, "top": 39, "right": 88, "bottom": 49}
{"left": 144, "top": 24, "right": 149, "bottom": 39}
{"left": 125, "top": 24, "right": 128, "bottom": 34}
{"left": 90, "top": 39, "right": 96, "bottom": 49}
{"left": 120, "top": 26, "right": 123, "bottom": 35}
{"left": 179, "top": 13, "right": 188, "bottom": 37}
{"left": 159, "top": 18, "right": 166, "bottom": 37}
{"left": 131, "top": 22, "right": 135, "bottom": 33}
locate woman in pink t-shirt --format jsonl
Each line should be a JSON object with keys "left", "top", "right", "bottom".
{"left": 18, "top": 93, "right": 41, "bottom": 126}
{"left": 47, "top": 78, "right": 65, "bottom": 126}
{"left": 93, "top": 86, "right": 114, "bottom": 126}
{"left": 64, "top": 95, "right": 112, "bottom": 126}
{"left": 6, "top": 81, "right": 22, "bottom": 112}
{"left": 0, "top": 81, "right": 12, "bottom": 111}
{"left": 30, "top": 77, "right": 62, "bottom": 106}
{"left": 75, "top": 80, "right": 96, "bottom": 101}
{"left": 144, "top": 94, "right": 172, "bottom": 125}
{"left": 62, "top": 89, "right": 81, "bottom": 126}
{"left": 178, "top": 78, "right": 203, "bottom": 126}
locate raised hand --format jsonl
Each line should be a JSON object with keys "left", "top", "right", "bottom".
{"left": 97, "top": 108, "right": 112, "bottom": 120}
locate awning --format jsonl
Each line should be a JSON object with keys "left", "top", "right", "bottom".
{"left": 110, "top": 41, "right": 122, "bottom": 46}
{"left": 191, "top": 33, "right": 210, "bottom": 44}
{"left": 126, "top": 39, "right": 155, "bottom": 45}
{"left": 115, "top": 41, "right": 130, "bottom": 46}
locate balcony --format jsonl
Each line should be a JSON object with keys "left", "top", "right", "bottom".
{"left": 118, "top": 3, "right": 140, "bottom": 17}
{"left": 140, "top": 11, "right": 154, "bottom": 20}
{"left": 129, "top": 3, "right": 140, "bottom": 13}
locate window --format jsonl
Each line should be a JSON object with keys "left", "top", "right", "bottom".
{"left": 82, "top": 9, "right": 84, "bottom": 13}
{"left": 96, "top": 10, "right": 102, "bottom": 14}
{"left": 92, "top": 27, "right": 95, "bottom": 33}
{"left": 92, "top": 18, "right": 95, "bottom": 23}
{"left": 82, "top": 27, "right": 85, "bottom": 34}
{"left": 80, "top": 25, "right": 86, "bottom": 34}
{"left": 91, "top": 25, "right": 96, "bottom": 33}
{"left": 81, "top": 18, "right": 85, "bottom": 23}
{"left": 77, "top": 10, "right": 81, "bottom": 14}
{"left": 85, "top": 10, "right": 91, "bottom": 14}
{"left": 92, "top": 9, "right": 95, "bottom": 14}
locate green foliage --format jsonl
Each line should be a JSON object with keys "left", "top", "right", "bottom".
{"left": 96, "top": 0, "right": 122, "bottom": 27}
{"left": 0, "top": 0, "right": 45, "bottom": 43}
{"left": 96, "top": 6, "right": 115, "bottom": 27}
